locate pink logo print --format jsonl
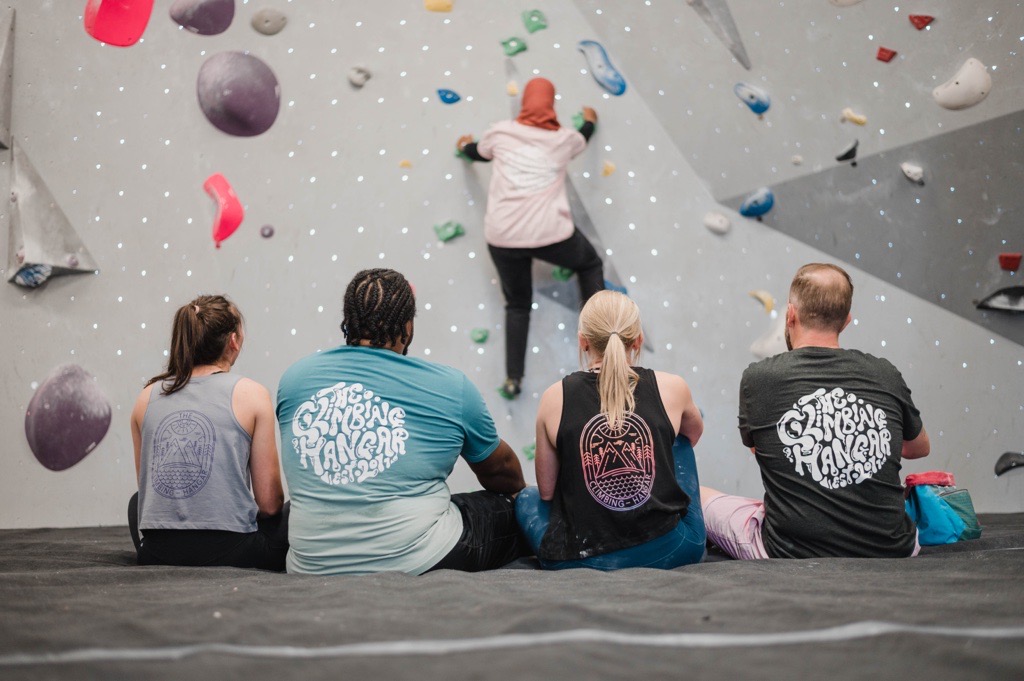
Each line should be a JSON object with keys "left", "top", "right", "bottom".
{"left": 579, "top": 413, "right": 656, "bottom": 511}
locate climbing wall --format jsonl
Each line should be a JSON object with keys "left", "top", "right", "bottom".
{"left": 0, "top": 0, "right": 1020, "bottom": 528}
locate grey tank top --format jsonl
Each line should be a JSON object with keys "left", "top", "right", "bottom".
{"left": 138, "top": 373, "right": 259, "bottom": 533}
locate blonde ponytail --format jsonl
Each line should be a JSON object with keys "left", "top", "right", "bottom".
{"left": 578, "top": 291, "right": 643, "bottom": 432}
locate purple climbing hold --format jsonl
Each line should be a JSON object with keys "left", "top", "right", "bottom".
{"left": 197, "top": 51, "right": 280, "bottom": 137}
{"left": 260, "top": 224, "right": 274, "bottom": 238}
{"left": 25, "top": 364, "right": 112, "bottom": 471}
{"left": 170, "top": 0, "right": 235, "bottom": 36}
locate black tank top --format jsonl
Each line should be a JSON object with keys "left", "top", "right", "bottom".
{"left": 539, "top": 367, "right": 690, "bottom": 561}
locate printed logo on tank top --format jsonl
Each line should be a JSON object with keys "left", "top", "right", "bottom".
{"left": 777, "top": 387, "right": 892, "bottom": 490}
{"left": 151, "top": 410, "right": 216, "bottom": 499}
{"left": 504, "top": 143, "right": 559, "bottom": 192}
{"left": 579, "top": 412, "right": 656, "bottom": 511}
{"left": 291, "top": 382, "right": 410, "bottom": 486}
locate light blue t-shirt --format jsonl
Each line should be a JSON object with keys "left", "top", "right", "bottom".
{"left": 276, "top": 345, "right": 501, "bottom": 575}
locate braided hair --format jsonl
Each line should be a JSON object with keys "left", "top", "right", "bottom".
{"left": 341, "top": 269, "right": 416, "bottom": 353}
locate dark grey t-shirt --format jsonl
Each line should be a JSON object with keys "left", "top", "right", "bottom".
{"left": 738, "top": 347, "right": 923, "bottom": 558}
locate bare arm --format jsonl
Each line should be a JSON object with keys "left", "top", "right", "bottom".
{"left": 902, "top": 427, "right": 931, "bottom": 460}
{"left": 234, "top": 378, "right": 284, "bottom": 517}
{"left": 468, "top": 439, "right": 526, "bottom": 495}
{"left": 654, "top": 371, "right": 703, "bottom": 446}
{"left": 130, "top": 385, "right": 154, "bottom": 485}
{"left": 535, "top": 382, "right": 564, "bottom": 500}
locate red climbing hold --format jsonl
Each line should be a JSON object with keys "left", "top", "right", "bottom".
{"left": 909, "top": 14, "right": 934, "bottom": 30}
{"left": 876, "top": 47, "right": 897, "bottom": 63}
{"left": 999, "top": 253, "right": 1022, "bottom": 272}
{"left": 83, "top": 0, "right": 155, "bottom": 47}
{"left": 203, "top": 173, "right": 244, "bottom": 248}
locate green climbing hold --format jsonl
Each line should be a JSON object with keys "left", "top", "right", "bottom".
{"left": 434, "top": 220, "right": 465, "bottom": 242}
{"left": 523, "top": 443, "right": 536, "bottom": 461}
{"left": 522, "top": 10, "right": 547, "bottom": 33}
{"left": 502, "top": 37, "right": 527, "bottom": 57}
{"left": 552, "top": 266, "right": 575, "bottom": 282}
{"left": 572, "top": 111, "right": 585, "bottom": 130}
{"left": 470, "top": 328, "right": 489, "bottom": 343}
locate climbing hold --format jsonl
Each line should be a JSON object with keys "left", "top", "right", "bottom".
{"left": 876, "top": 47, "right": 897, "bottom": 63}
{"left": 734, "top": 82, "right": 770, "bottom": 116}
{"left": 933, "top": 58, "right": 991, "bottom": 110}
{"left": 909, "top": 14, "right": 934, "bottom": 30}
{"left": 437, "top": 88, "right": 461, "bottom": 104}
{"left": 260, "top": 224, "right": 274, "bottom": 238}
{"left": 552, "top": 266, "right": 575, "bottom": 282}
{"left": 197, "top": 51, "right": 280, "bottom": 136}
{"left": 739, "top": 187, "right": 775, "bottom": 218}
{"left": 749, "top": 290, "right": 775, "bottom": 314}
{"left": 999, "top": 253, "right": 1022, "bottom": 272}
{"left": 204, "top": 173, "right": 244, "bottom": 248}
{"left": 170, "top": 0, "right": 234, "bottom": 35}
{"left": 0, "top": 10, "right": 14, "bottom": 149}
{"left": 251, "top": 8, "right": 286, "bottom": 35}
{"left": 840, "top": 107, "right": 867, "bottom": 125}
{"left": 602, "top": 160, "right": 616, "bottom": 177}
{"left": 750, "top": 315, "right": 786, "bottom": 359}
{"left": 836, "top": 139, "right": 858, "bottom": 166}
{"left": 506, "top": 80, "right": 519, "bottom": 97}
{"left": 399, "top": 159, "right": 413, "bottom": 169}
{"left": 424, "top": 0, "right": 453, "bottom": 11}
{"left": 995, "top": 451, "right": 1024, "bottom": 477}
{"left": 7, "top": 142, "right": 98, "bottom": 289}
{"left": 523, "top": 443, "right": 536, "bottom": 461}
{"left": 25, "top": 364, "right": 112, "bottom": 471}
{"left": 900, "top": 162, "right": 925, "bottom": 185}
{"left": 434, "top": 220, "right": 464, "bottom": 242}
{"left": 572, "top": 111, "right": 585, "bottom": 130}
{"left": 84, "top": 0, "right": 155, "bottom": 47}
{"left": 703, "top": 212, "right": 730, "bottom": 235}
{"left": 604, "top": 279, "right": 628, "bottom": 295}
{"left": 975, "top": 286, "right": 1024, "bottom": 312}
{"left": 502, "top": 37, "right": 527, "bottom": 57}
{"left": 348, "top": 66, "right": 371, "bottom": 88}
{"left": 522, "top": 10, "right": 547, "bottom": 33}
{"left": 791, "top": 155, "right": 803, "bottom": 166}
{"left": 470, "top": 328, "right": 489, "bottom": 343}
{"left": 578, "top": 40, "right": 627, "bottom": 96}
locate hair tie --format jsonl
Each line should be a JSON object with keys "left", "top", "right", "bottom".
{"left": 193, "top": 305, "right": 200, "bottom": 314}
{"left": 608, "top": 331, "right": 620, "bottom": 339}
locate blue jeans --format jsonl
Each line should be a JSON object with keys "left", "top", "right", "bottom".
{"left": 515, "top": 436, "right": 707, "bottom": 570}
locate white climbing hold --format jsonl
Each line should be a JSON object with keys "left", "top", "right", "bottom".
{"left": 703, "top": 212, "right": 730, "bottom": 235}
{"left": 750, "top": 314, "right": 787, "bottom": 359}
{"left": 933, "top": 58, "right": 992, "bottom": 110}
{"left": 791, "top": 155, "right": 803, "bottom": 166}
{"left": 900, "top": 162, "right": 924, "bottom": 185}
{"left": 840, "top": 107, "right": 867, "bottom": 125}
{"left": 348, "top": 66, "right": 371, "bottom": 88}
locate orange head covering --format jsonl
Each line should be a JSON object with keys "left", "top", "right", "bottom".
{"left": 516, "top": 78, "right": 560, "bottom": 131}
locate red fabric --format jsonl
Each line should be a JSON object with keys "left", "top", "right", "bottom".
{"left": 516, "top": 78, "right": 560, "bottom": 131}
{"left": 905, "top": 471, "right": 956, "bottom": 488}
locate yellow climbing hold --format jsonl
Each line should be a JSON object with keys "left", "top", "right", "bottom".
{"left": 840, "top": 107, "right": 867, "bottom": 126}
{"left": 749, "top": 289, "right": 775, "bottom": 314}
{"left": 602, "top": 160, "right": 616, "bottom": 177}
{"left": 506, "top": 80, "right": 519, "bottom": 96}
{"left": 399, "top": 159, "right": 413, "bottom": 169}
{"left": 424, "top": 0, "right": 453, "bottom": 12}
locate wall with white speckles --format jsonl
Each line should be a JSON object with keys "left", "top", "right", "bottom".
{"left": 0, "top": 0, "right": 1020, "bottom": 528}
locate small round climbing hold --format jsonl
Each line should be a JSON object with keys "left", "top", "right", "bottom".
{"left": 470, "top": 328, "right": 489, "bottom": 343}
{"left": 703, "top": 212, "right": 730, "bottom": 235}
{"left": 251, "top": 8, "right": 287, "bottom": 35}
{"left": 260, "top": 224, "right": 275, "bottom": 238}
{"left": 170, "top": 0, "right": 235, "bottom": 36}
{"left": 348, "top": 66, "right": 371, "bottom": 88}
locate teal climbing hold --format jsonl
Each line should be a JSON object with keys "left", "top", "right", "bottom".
{"left": 502, "top": 36, "right": 527, "bottom": 56}
{"left": 523, "top": 443, "right": 536, "bottom": 461}
{"left": 434, "top": 220, "right": 465, "bottom": 242}
{"left": 470, "top": 328, "right": 489, "bottom": 343}
{"left": 552, "top": 266, "right": 575, "bottom": 282}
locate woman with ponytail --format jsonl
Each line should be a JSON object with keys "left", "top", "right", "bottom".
{"left": 516, "top": 291, "right": 707, "bottom": 570}
{"left": 127, "top": 295, "right": 288, "bottom": 570}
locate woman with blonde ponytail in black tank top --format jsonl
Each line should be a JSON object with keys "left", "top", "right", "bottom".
{"left": 127, "top": 295, "right": 288, "bottom": 570}
{"left": 515, "top": 290, "right": 707, "bottom": 569}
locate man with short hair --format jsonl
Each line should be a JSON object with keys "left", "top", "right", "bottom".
{"left": 277, "top": 268, "right": 528, "bottom": 574}
{"left": 701, "top": 263, "right": 930, "bottom": 559}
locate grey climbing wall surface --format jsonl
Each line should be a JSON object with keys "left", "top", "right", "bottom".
{"left": 0, "top": 1, "right": 1020, "bottom": 528}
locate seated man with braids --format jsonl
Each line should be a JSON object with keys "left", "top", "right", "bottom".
{"left": 277, "top": 268, "right": 529, "bottom": 574}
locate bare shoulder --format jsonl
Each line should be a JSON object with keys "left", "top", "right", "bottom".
{"left": 233, "top": 376, "right": 272, "bottom": 406}
{"left": 132, "top": 383, "right": 156, "bottom": 418}
{"left": 653, "top": 370, "right": 690, "bottom": 395}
